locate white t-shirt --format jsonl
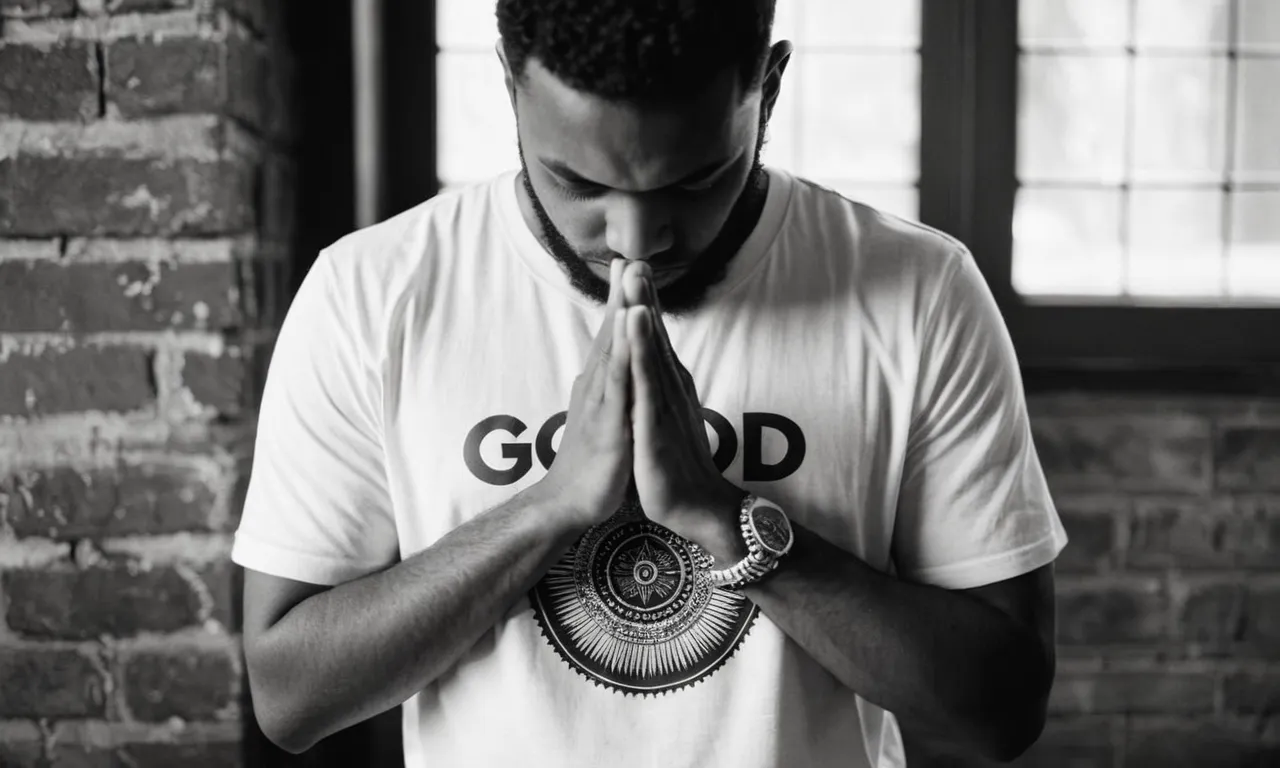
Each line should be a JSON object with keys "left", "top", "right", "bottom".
{"left": 232, "top": 167, "right": 1067, "bottom": 768}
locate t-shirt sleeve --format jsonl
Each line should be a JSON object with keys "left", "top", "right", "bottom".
{"left": 892, "top": 248, "right": 1067, "bottom": 590}
{"left": 230, "top": 249, "right": 399, "bottom": 587}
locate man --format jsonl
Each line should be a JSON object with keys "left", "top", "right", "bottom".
{"left": 233, "top": 1, "right": 1068, "bottom": 765}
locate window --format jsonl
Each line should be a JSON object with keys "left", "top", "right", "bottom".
{"left": 920, "top": 0, "right": 1279, "bottom": 373}
{"left": 1014, "top": 0, "right": 1280, "bottom": 303}
{"left": 378, "top": 0, "right": 1280, "bottom": 378}
{"left": 435, "top": 0, "right": 923, "bottom": 220}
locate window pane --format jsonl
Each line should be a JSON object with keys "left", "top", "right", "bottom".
{"left": 1127, "top": 189, "right": 1224, "bottom": 296}
{"left": 435, "top": 0, "right": 922, "bottom": 220}
{"left": 1228, "top": 191, "right": 1280, "bottom": 298}
{"left": 1014, "top": 187, "right": 1125, "bottom": 296}
{"left": 1131, "top": 56, "right": 1228, "bottom": 182}
{"left": 772, "top": 0, "right": 799, "bottom": 45}
{"left": 1020, "top": 0, "right": 1130, "bottom": 48}
{"left": 795, "top": 0, "right": 919, "bottom": 48}
{"left": 1018, "top": 54, "right": 1128, "bottom": 182}
{"left": 437, "top": 52, "right": 518, "bottom": 186}
{"left": 1133, "top": 0, "right": 1231, "bottom": 50}
{"left": 795, "top": 53, "right": 919, "bottom": 182}
{"left": 1239, "top": 0, "right": 1280, "bottom": 52}
{"left": 1235, "top": 59, "right": 1280, "bottom": 182}
{"left": 438, "top": 0, "right": 498, "bottom": 49}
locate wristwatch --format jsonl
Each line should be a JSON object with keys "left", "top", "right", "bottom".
{"left": 705, "top": 492, "right": 794, "bottom": 589}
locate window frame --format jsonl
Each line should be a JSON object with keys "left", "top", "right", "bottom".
{"left": 918, "top": 0, "right": 1280, "bottom": 385}
{"left": 396, "top": 0, "right": 1280, "bottom": 390}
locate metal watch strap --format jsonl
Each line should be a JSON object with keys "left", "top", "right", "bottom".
{"left": 704, "top": 492, "right": 784, "bottom": 589}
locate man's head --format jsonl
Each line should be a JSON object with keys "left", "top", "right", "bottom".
{"left": 496, "top": 0, "right": 791, "bottom": 316}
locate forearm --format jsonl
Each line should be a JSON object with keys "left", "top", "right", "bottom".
{"left": 248, "top": 483, "right": 582, "bottom": 753}
{"left": 743, "top": 523, "right": 1052, "bottom": 761}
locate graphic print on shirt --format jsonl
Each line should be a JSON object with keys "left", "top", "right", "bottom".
{"left": 529, "top": 498, "right": 759, "bottom": 695}
{"left": 465, "top": 408, "right": 808, "bottom": 695}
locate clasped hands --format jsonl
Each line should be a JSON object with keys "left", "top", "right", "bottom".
{"left": 540, "top": 258, "right": 748, "bottom": 566}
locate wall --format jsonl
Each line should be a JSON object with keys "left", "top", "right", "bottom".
{"left": 910, "top": 393, "right": 1280, "bottom": 767}
{"left": 0, "top": 0, "right": 291, "bottom": 764}
{"left": 1026, "top": 393, "right": 1279, "bottom": 767}
{"left": 1, "top": 2, "right": 1277, "bottom": 767}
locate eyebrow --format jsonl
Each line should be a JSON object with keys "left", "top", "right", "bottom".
{"left": 540, "top": 153, "right": 738, "bottom": 190}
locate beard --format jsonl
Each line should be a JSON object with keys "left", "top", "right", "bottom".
{"left": 517, "top": 113, "right": 771, "bottom": 318}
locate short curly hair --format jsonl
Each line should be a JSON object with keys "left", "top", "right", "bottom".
{"left": 496, "top": 0, "right": 777, "bottom": 105}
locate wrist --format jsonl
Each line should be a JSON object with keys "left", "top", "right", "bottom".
{"left": 699, "top": 481, "right": 751, "bottom": 566}
{"left": 522, "top": 481, "right": 593, "bottom": 540}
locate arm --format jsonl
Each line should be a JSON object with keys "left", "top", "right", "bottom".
{"left": 239, "top": 256, "right": 637, "bottom": 754}
{"left": 243, "top": 483, "right": 583, "bottom": 754}
{"left": 627, "top": 243, "right": 1062, "bottom": 763}
{"left": 740, "top": 515, "right": 1055, "bottom": 762}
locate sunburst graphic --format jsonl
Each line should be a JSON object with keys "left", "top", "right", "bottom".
{"left": 529, "top": 501, "right": 759, "bottom": 695}
{"left": 608, "top": 537, "right": 680, "bottom": 606}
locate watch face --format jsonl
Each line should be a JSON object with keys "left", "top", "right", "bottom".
{"left": 751, "top": 505, "right": 792, "bottom": 555}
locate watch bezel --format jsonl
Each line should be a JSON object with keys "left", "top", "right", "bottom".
{"left": 747, "top": 501, "right": 794, "bottom": 558}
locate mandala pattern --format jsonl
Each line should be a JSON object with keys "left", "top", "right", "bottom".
{"left": 530, "top": 500, "right": 759, "bottom": 695}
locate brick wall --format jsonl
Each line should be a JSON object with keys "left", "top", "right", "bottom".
{"left": 2, "top": 4, "right": 1276, "bottom": 768}
{"left": 910, "top": 394, "right": 1280, "bottom": 767}
{"left": 0, "top": 0, "right": 291, "bottom": 765}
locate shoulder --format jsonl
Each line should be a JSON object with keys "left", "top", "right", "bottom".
{"left": 309, "top": 175, "right": 509, "bottom": 356}
{"left": 781, "top": 172, "right": 970, "bottom": 321}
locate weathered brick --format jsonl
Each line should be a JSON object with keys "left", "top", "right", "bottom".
{"left": 4, "top": 564, "right": 203, "bottom": 638}
{"left": 51, "top": 740, "right": 242, "bottom": 768}
{"left": 0, "top": 346, "right": 153, "bottom": 416}
{"left": 1224, "top": 672, "right": 1280, "bottom": 715}
{"left": 122, "top": 646, "right": 235, "bottom": 721}
{"left": 1048, "top": 673, "right": 1215, "bottom": 715}
{"left": 199, "top": 559, "right": 240, "bottom": 631}
{"left": 1125, "top": 721, "right": 1280, "bottom": 768}
{"left": 1217, "top": 427, "right": 1280, "bottom": 490}
{"left": 261, "top": 155, "right": 295, "bottom": 245}
{"left": 0, "top": 155, "right": 255, "bottom": 237}
{"left": 107, "top": 0, "right": 194, "bottom": 12}
{"left": 225, "top": 31, "right": 265, "bottom": 130}
{"left": 242, "top": 257, "right": 289, "bottom": 329}
{"left": 182, "top": 349, "right": 247, "bottom": 414}
{"left": 3, "top": 464, "right": 217, "bottom": 538}
{"left": 1032, "top": 417, "right": 1211, "bottom": 493}
{"left": 226, "top": 455, "right": 251, "bottom": 530}
{"left": 1055, "top": 497, "right": 1123, "bottom": 572}
{"left": 1128, "top": 497, "right": 1279, "bottom": 570}
{"left": 0, "top": 722, "right": 44, "bottom": 767}
{"left": 1058, "top": 580, "right": 1166, "bottom": 644}
{"left": 218, "top": 0, "right": 265, "bottom": 33}
{"left": 1177, "top": 582, "right": 1246, "bottom": 649}
{"left": 0, "top": 41, "right": 98, "bottom": 120}
{"left": 107, "top": 37, "right": 221, "bottom": 117}
{"left": 1, "top": 0, "right": 75, "bottom": 18}
{"left": 0, "top": 646, "right": 106, "bottom": 717}
{"left": 0, "top": 261, "right": 243, "bottom": 331}
{"left": 1245, "top": 585, "right": 1280, "bottom": 655}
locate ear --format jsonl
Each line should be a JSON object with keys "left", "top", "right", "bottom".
{"left": 495, "top": 39, "right": 518, "bottom": 114}
{"left": 760, "top": 40, "right": 793, "bottom": 123}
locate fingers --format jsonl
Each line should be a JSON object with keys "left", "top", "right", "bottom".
{"left": 605, "top": 302, "right": 631, "bottom": 406}
{"left": 588, "top": 258, "right": 628, "bottom": 367}
{"left": 629, "top": 305, "right": 659, "bottom": 435}
{"left": 623, "top": 262, "right": 675, "bottom": 361}
{"left": 608, "top": 257, "right": 626, "bottom": 310}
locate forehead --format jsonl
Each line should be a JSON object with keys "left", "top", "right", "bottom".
{"left": 515, "top": 58, "right": 758, "bottom": 190}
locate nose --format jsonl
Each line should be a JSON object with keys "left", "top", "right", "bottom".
{"left": 604, "top": 195, "right": 673, "bottom": 262}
